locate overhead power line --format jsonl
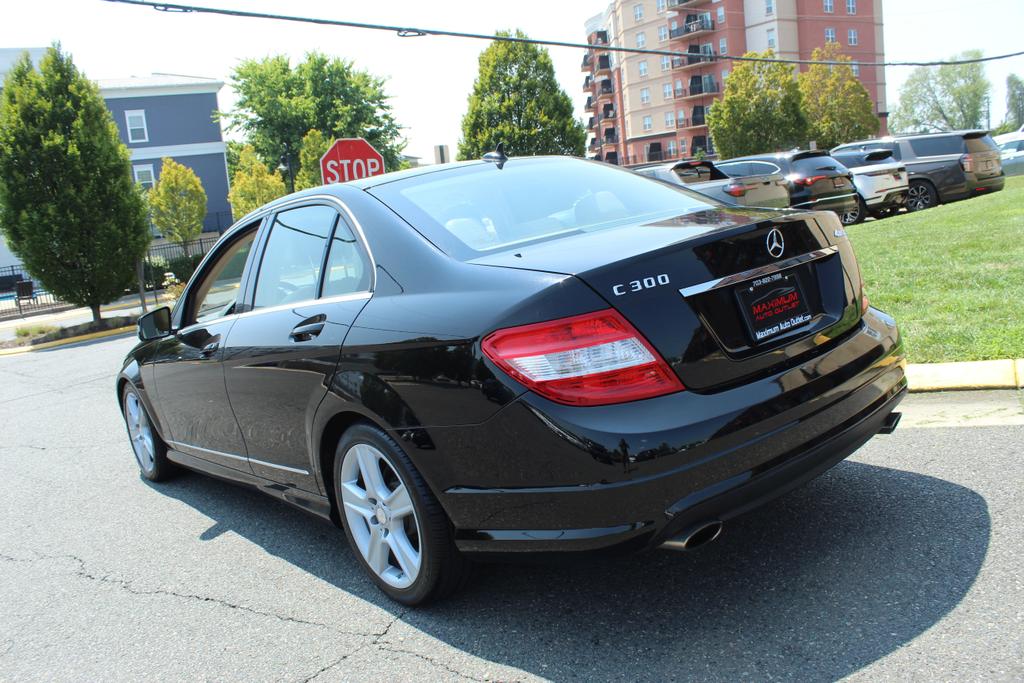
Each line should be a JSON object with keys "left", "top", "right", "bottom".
{"left": 101, "top": 0, "right": 1024, "bottom": 68}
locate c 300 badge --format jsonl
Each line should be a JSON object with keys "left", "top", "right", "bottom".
{"left": 612, "top": 273, "right": 670, "bottom": 296}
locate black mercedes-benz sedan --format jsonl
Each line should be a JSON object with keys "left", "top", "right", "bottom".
{"left": 117, "top": 156, "right": 906, "bottom": 605}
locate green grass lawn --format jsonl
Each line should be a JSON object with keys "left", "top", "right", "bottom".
{"left": 847, "top": 175, "right": 1024, "bottom": 363}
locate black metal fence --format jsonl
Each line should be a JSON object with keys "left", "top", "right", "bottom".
{"left": 0, "top": 265, "right": 76, "bottom": 321}
{"left": 143, "top": 235, "right": 219, "bottom": 289}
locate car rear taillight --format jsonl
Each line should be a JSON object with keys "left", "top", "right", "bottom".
{"left": 723, "top": 182, "right": 747, "bottom": 197}
{"left": 960, "top": 154, "right": 974, "bottom": 173}
{"left": 789, "top": 174, "right": 828, "bottom": 186}
{"left": 481, "top": 309, "right": 684, "bottom": 406}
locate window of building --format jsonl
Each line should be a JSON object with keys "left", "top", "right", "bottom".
{"left": 659, "top": 26, "right": 669, "bottom": 42}
{"left": 675, "top": 79, "right": 684, "bottom": 96}
{"left": 679, "top": 137, "right": 687, "bottom": 152}
{"left": 124, "top": 110, "right": 148, "bottom": 143}
{"left": 663, "top": 83, "right": 673, "bottom": 99}
{"left": 132, "top": 164, "right": 155, "bottom": 189}
{"left": 665, "top": 111, "right": 675, "bottom": 128}
{"left": 636, "top": 31, "right": 646, "bottom": 48}
{"left": 851, "top": 63, "right": 860, "bottom": 76}
{"left": 767, "top": 28, "right": 776, "bottom": 49}
{"left": 717, "top": 7, "right": 725, "bottom": 23}
{"left": 722, "top": 69, "right": 730, "bottom": 82}
{"left": 677, "top": 109, "right": 686, "bottom": 126}
{"left": 661, "top": 55, "right": 671, "bottom": 71}
{"left": 643, "top": 115, "right": 653, "bottom": 131}
{"left": 765, "top": 0, "right": 775, "bottom": 15}
{"left": 719, "top": 38, "right": 728, "bottom": 55}
{"left": 634, "top": 4, "right": 643, "bottom": 21}
{"left": 667, "top": 139, "right": 677, "bottom": 156}
{"left": 846, "top": 0, "right": 856, "bottom": 14}
{"left": 824, "top": 0, "right": 834, "bottom": 13}
{"left": 639, "top": 60, "right": 649, "bottom": 77}
{"left": 657, "top": 0, "right": 667, "bottom": 12}
{"left": 848, "top": 29, "right": 859, "bottom": 45}
{"left": 640, "top": 87, "right": 651, "bottom": 104}
{"left": 825, "top": 27, "right": 836, "bottom": 43}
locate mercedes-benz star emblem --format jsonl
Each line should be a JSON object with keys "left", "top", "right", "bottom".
{"left": 766, "top": 228, "right": 785, "bottom": 258}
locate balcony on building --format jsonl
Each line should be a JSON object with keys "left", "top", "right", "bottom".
{"left": 588, "top": 137, "right": 600, "bottom": 152}
{"left": 585, "top": 96, "right": 594, "bottom": 111}
{"left": 583, "top": 75, "right": 593, "bottom": 91}
{"left": 683, "top": 79, "right": 719, "bottom": 98}
{"left": 581, "top": 54, "right": 593, "bottom": 72}
{"left": 668, "top": 0, "right": 711, "bottom": 7}
{"left": 675, "top": 116, "right": 689, "bottom": 129}
{"left": 605, "top": 151, "right": 619, "bottom": 165}
{"left": 600, "top": 104, "right": 616, "bottom": 121}
{"left": 595, "top": 54, "right": 612, "bottom": 73}
{"left": 674, "top": 85, "right": 686, "bottom": 98}
{"left": 673, "top": 50, "right": 714, "bottom": 69}
{"left": 598, "top": 79, "right": 614, "bottom": 95}
{"left": 587, "top": 116, "right": 596, "bottom": 130}
{"left": 589, "top": 29, "right": 608, "bottom": 46}
{"left": 603, "top": 128, "right": 618, "bottom": 144}
{"left": 671, "top": 16, "right": 714, "bottom": 38}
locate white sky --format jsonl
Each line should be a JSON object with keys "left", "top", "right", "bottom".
{"left": 2, "top": 0, "right": 1022, "bottom": 161}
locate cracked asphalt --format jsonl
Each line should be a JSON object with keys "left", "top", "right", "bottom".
{"left": 1, "top": 335, "right": 1022, "bottom": 682}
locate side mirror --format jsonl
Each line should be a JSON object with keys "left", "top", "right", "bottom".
{"left": 138, "top": 306, "right": 172, "bottom": 341}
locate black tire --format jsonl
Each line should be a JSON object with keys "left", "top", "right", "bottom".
{"left": 333, "top": 423, "right": 472, "bottom": 605}
{"left": 906, "top": 180, "right": 937, "bottom": 212}
{"left": 120, "top": 384, "right": 175, "bottom": 482}
{"left": 839, "top": 196, "right": 866, "bottom": 225}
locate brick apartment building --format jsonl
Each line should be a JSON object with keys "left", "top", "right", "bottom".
{"left": 582, "top": 0, "right": 887, "bottom": 166}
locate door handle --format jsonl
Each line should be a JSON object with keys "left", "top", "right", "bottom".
{"left": 200, "top": 341, "right": 220, "bottom": 357}
{"left": 289, "top": 321, "right": 325, "bottom": 342}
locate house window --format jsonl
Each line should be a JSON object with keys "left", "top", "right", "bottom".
{"left": 634, "top": 4, "right": 643, "bottom": 21}
{"left": 722, "top": 69, "right": 730, "bottom": 82}
{"left": 133, "top": 164, "right": 155, "bottom": 189}
{"left": 124, "top": 110, "right": 148, "bottom": 144}
{"left": 847, "top": 0, "right": 856, "bottom": 14}
{"left": 665, "top": 111, "right": 675, "bottom": 128}
{"left": 675, "top": 79, "right": 684, "bottom": 96}
{"left": 639, "top": 60, "right": 649, "bottom": 77}
{"left": 766, "top": 28, "right": 776, "bottom": 49}
{"left": 659, "top": 26, "right": 669, "bottom": 42}
{"left": 643, "top": 115, "right": 653, "bottom": 131}
{"left": 677, "top": 109, "right": 686, "bottom": 126}
{"left": 851, "top": 63, "right": 860, "bottom": 76}
{"left": 663, "top": 83, "right": 674, "bottom": 100}
{"left": 661, "top": 55, "right": 671, "bottom": 71}
{"left": 825, "top": 27, "right": 836, "bottom": 43}
{"left": 657, "top": 0, "right": 667, "bottom": 11}
{"left": 640, "top": 87, "right": 651, "bottom": 104}
{"left": 717, "top": 7, "right": 725, "bottom": 23}
{"left": 719, "top": 38, "right": 728, "bottom": 55}
{"left": 667, "top": 139, "right": 677, "bottom": 156}
{"left": 636, "top": 32, "right": 647, "bottom": 48}
{"left": 824, "top": 0, "right": 834, "bottom": 13}
{"left": 848, "top": 29, "right": 859, "bottom": 45}
{"left": 765, "top": 0, "right": 774, "bottom": 14}
{"left": 679, "top": 137, "right": 687, "bottom": 152}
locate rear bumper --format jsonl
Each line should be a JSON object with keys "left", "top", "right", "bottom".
{"left": 793, "top": 192, "right": 858, "bottom": 214}
{"left": 407, "top": 309, "right": 906, "bottom": 555}
{"left": 968, "top": 173, "right": 1005, "bottom": 195}
{"left": 865, "top": 189, "right": 908, "bottom": 208}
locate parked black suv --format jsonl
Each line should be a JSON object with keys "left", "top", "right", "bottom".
{"left": 717, "top": 150, "right": 857, "bottom": 216}
{"left": 832, "top": 131, "right": 1004, "bottom": 211}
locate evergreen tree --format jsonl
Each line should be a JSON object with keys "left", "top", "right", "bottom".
{"left": 147, "top": 158, "right": 207, "bottom": 254}
{"left": 227, "top": 145, "right": 286, "bottom": 217}
{"left": 798, "top": 43, "right": 879, "bottom": 150}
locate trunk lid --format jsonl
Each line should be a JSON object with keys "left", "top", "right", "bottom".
{"left": 471, "top": 207, "right": 864, "bottom": 392}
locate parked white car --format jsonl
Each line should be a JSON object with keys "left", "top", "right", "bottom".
{"left": 830, "top": 149, "right": 909, "bottom": 224}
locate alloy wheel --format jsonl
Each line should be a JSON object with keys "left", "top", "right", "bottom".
{"left": 907, "top": 184, "right": 932, "bottom": 211}
{"left": 339, "top": 443, "right": 422, "bottom": 589}
{"left": 124, "top": 392, "right": 156, "bottom": 474}
{"left": 840, "top": 204, "right": 861, "bottom": 225}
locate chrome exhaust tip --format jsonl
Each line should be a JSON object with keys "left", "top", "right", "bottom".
{"left": 661, "top": 520, "right": 724, "bottom": 551}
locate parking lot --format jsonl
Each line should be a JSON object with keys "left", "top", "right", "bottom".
{"left": 0, "top": 335, "right": 1021, "bottom": 682}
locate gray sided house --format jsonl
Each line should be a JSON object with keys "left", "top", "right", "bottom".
{"left": 99, "top": 74, "right": 233, "bottom": 235}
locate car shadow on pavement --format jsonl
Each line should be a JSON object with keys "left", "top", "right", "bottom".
{"left": 155, "top": 459, "right": 989, "bottom": 681}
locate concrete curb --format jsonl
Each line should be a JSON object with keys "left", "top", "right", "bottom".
{"left": 906, "top": 359, "right": 1024, "bottom": 392}
{"left": 0, "top": 326, "right": 136, "bottom": 356}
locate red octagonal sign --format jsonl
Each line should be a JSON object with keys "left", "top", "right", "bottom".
{"left": 320, "top": 137, "right": 385, "bottom": 185}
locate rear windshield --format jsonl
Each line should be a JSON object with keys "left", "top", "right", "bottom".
{"left": 369, "top": 158, "right": 718, "bottom": 258}
{"left": 908, "top": 135, "right": 965, "bottom": 157}
{"left": 964, "top": 134, "right": 997, "bottom": 153}
{"left": 792, "top": 156, "right": 849, "bottom": 175}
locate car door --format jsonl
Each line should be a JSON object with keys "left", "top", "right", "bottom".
{"left": 149, "top": 222, "right": 261, "bottom": 472}
{"left": 221, "top": 201, "right": 373, "bottom": 492}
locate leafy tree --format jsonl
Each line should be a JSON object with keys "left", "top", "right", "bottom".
{"left": 798, "top": 43, "right": 879, "bottom": 150}
{"left": 458, "top": 30, "right": 585, "bottom": 160}
{"left": 1005, "top": 74, "right": 1024, "bottom": 130}
{"left": 226, "top": 140, "right": 246, "bottom": 180}
{"left": 221, "top": 53, "right": 405, "bottom": 184}
{"left": 227, "top": 145, "right": 286, "bottom": 217}
{"left": 707, "top": 50, "right": 807, "bottom": 159}
{"left": 889, "top": 50, "right": 990, "bottom": 133}
{"left": 295, "top": 129, "right": 331, "bottom": 191}
{"left": 147, "top": 158, "right": 207, "bottom": 254}
{"left": 0, "top": 46, "right": 149, "bottom": 324}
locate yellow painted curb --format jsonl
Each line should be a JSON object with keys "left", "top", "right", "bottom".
{"left": 0, "top": 325, "right": 136, "bottom": 356}
{"left": 906, "top": 359, "right": 1021, "bottom": 392}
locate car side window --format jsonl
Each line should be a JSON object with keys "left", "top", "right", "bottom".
{"left": 189, "top": 228, "right": 258, "bottom": 325}
{"left": 716, "top": 161, "right": 749, "bottom": 177}
{"left": 253, "top": 205, "right": 337, "bottom": 309}
{"left": 322, "top": 219, "right": 372, "bottom": 297}
{"left": 747, "top": 161, "right": 781, "bottom": 175}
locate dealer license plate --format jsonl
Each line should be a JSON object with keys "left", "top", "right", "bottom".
{"left": 735, "top": 270, "right": 812, "bottom": 343}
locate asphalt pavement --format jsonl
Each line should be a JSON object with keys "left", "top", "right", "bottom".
{"left": 0, "top": 334, "right": 1021, "bottom": 682}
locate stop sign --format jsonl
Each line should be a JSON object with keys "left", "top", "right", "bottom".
{"left": 320, "top": 138, "right": 385, "bottom": 184}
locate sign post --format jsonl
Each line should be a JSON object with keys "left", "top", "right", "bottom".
{"left": 320, "top": 138, "right": 386, "bottom": 185}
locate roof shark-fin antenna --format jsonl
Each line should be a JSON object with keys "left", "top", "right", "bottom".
{"left": 483, "top": 142, "right": 508, "bottom": 169}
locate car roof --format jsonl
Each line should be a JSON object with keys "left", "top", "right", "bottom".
{"left": 722, "top": 150, "right": 830, "bottom": 163}
{"left": 836, "top": 130, "right": 990, "bottom": 149}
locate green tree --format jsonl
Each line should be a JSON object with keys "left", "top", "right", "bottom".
{"left": 147, "top": 158, "right": 207, "bottom": 254}
{"left": 707, "top": 50, "right": 807, "bottom": 159}
{"left": 295, "top": 129, "right": 331, "bottom": 191}
{"left": 798, "top": 43, "right": 879, "bottom": 150}
{"left": 1005, "top": 74, "right": 1024, "bottom": 130}
{"left": 458, "top": 30, "right": 585, "bottom": 160}
{"left": 221, "top": 52, "right": 404, "bottom": 186}
{"left": 889, "top": 50, "right": 990, "bottom": 134}
{"left": 0, "top": 46, "right": 149, "bottom": 324}
{"left": 226, "top": 140, "right": 246, "bottom": 180}
{"left": 227, "top": 145, "right": 286, "bottom": 217}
